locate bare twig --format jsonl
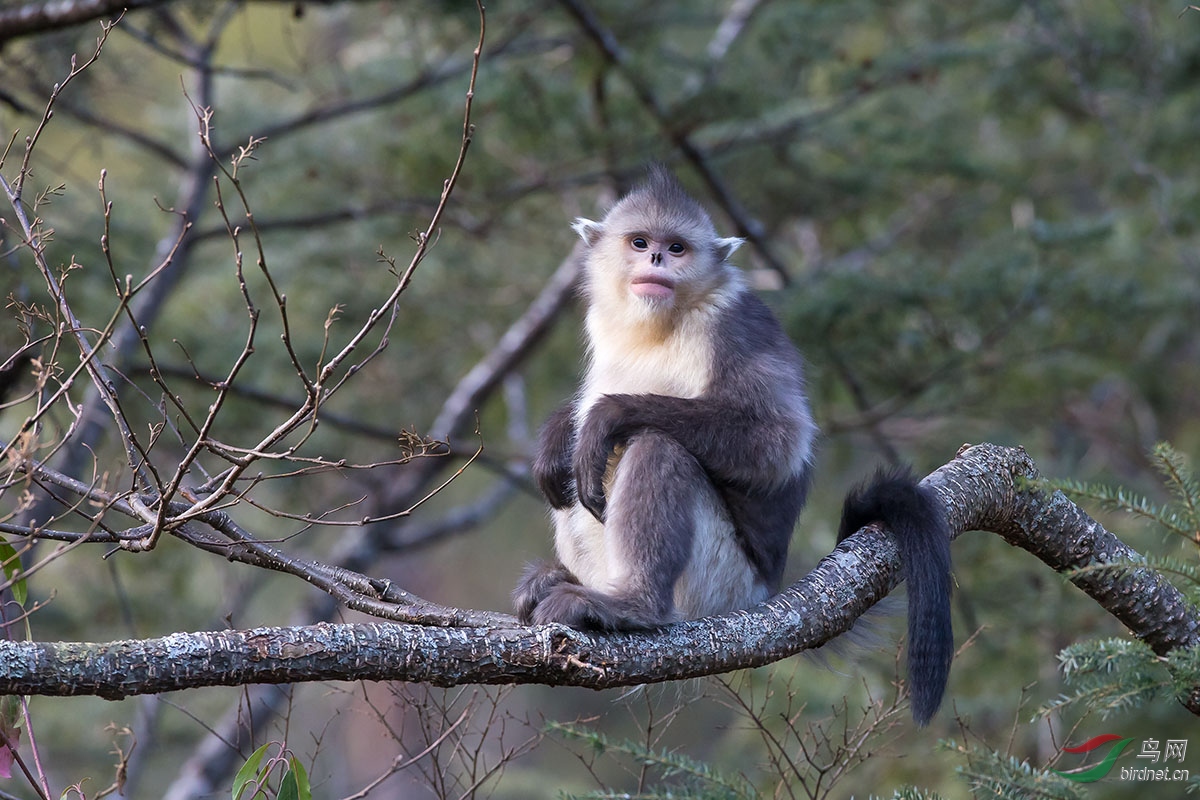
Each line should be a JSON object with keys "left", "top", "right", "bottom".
{"left": 0, "top": 3, "right": 502, "bottom": 627}
{"left": 142, "top": 3, "right": 488, "bottom": 547}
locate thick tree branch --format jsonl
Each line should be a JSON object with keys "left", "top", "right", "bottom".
{"left": 937, "top": 445, "right": 1200, "bottom": 660}
{"left": 0, "top": 444, "right": 1194, "bottom": 714}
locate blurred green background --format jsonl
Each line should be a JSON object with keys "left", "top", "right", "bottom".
{"left": 0, "top": 1, "right": 1197, "bottom": 797}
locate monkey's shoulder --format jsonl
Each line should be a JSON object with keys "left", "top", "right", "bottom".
{"left": 708, "top": 289, "right": 806, "bottom": 383}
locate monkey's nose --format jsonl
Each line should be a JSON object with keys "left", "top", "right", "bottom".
{"left": 650, "top": 252, "right": 663, "bottom": 266}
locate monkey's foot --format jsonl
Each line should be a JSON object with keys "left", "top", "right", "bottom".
{"left": 530, "top": 582, "right": 667, "bottom": 632}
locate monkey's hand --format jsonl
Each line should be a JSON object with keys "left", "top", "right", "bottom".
{"left": 574, "top": 395, "right": 632, "bottom": 522}
{"left": 533, "top": 402, "right": 576, "bottom": 509}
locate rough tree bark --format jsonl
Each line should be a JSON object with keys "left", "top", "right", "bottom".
{"left": 0, "top": 442, "right": 1195, "bottom": 714}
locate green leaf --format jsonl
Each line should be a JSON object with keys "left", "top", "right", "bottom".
{"left": 288, "top": 757, "right": 312, "bottom": 800}
{"left": 278, "top": 768, "right": 299, "bottom": 800}
{"left": 0, "top": 696, "right": 21, "bottom": 730}
{"left": 0, "top": 540, "right": 26, "bottom": 607}
{"left": 232, "top": 743, "right": 272, "bottom": 800}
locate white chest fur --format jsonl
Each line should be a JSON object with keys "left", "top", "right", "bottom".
{"left": 576, "top": 304, "right": 715, "bottom": 418}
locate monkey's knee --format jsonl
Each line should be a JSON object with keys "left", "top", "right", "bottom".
{"left": 609, "top": 431, "right": 713, "bottom": 507}
{"left": 607, "top": 432, "right": 712, "bottom": 554}
{"left": 513, "top": 560, "right": 579, "bottom": 624}
{"left": 531, "top": 582, "right": 669, "bottom": 631}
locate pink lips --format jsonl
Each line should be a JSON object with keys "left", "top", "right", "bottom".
{"left": 631, "top": 275, "right": 675, "bottom": 299}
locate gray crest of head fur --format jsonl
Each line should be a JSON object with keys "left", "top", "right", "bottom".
{"left": 573, "top": 164, "right": 744, "bottom": 262}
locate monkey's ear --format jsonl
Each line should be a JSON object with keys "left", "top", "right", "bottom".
{"left": 571, "top": 218, "right": 605, "bottom": 247}
{"left": 715, "top": 236, "right": 745, "bottom": 263}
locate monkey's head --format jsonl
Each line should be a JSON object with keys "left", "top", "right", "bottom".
{"left": 573, "top": 166, "right": 744, "bottom": 321}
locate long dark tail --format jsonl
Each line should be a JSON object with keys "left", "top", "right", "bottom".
{"left": 839, "top": 466, "right": 953, "bottom": 726}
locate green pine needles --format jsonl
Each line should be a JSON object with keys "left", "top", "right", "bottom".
{"left": 1039, "top": 442, "right": 1200, "bottom": 717}
{"left": 549, "top": 720, "right": 758, "bottom": 800}
{"left": 1050, "top": 442, "right": 1200, "bottom": 567}
{"left": 942, "top": 740, "right": 1086, "bottom": 800}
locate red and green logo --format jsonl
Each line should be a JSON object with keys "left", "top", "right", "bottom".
{"left": 1051, "top": 734, "right": 1135, "bottom": 783}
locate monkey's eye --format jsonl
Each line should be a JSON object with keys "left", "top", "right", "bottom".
{"left": 667, "top": 242, "right": 686, "bottom": 255}
{"left": 630, "top": 237, "right": 648, "bottom": 251}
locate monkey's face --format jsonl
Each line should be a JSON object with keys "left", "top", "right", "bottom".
{"left": 577, "top": 195, "right": 735, "bottom": 323}
{"left": 583, "top": 225, "right": 728, "bottom": 324}
{"left": 624, "top": 233, "right": 693, "bottom": 304}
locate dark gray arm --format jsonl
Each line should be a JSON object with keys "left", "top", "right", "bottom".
{"left": 532, "top": 401, "right": 576, "bottom": 509}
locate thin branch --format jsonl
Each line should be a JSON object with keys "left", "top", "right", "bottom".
{"left": 0, "top": 0, "right": 372, "bottom": 43}
{"left": 225, "top": 59, "right": 475, "bottom": 162}
{"left": 155, "top": 3, "right": 488, "bottom": 545}
{"left": 557, "top": 0, "right": 790, "bottom": 283}
{"left": 29, "top": 13, "right": 216, "bottom": 536}
{"left": 706, "top": 0, "right": 765, "bottom": 62}
{"left": 10, "top": 15, "right": 118, "bottom": 200}
{"left": 43, "top": 97, "right": 187, "bottom": 169}
{"left": 0, "top": 436, "right": 502, "bottom": 625}
{"left": 0, "top": 1, "right": 158, "bottom": 43}
{"left": 430, "top": 245, "right": 581, "bottom": 441}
